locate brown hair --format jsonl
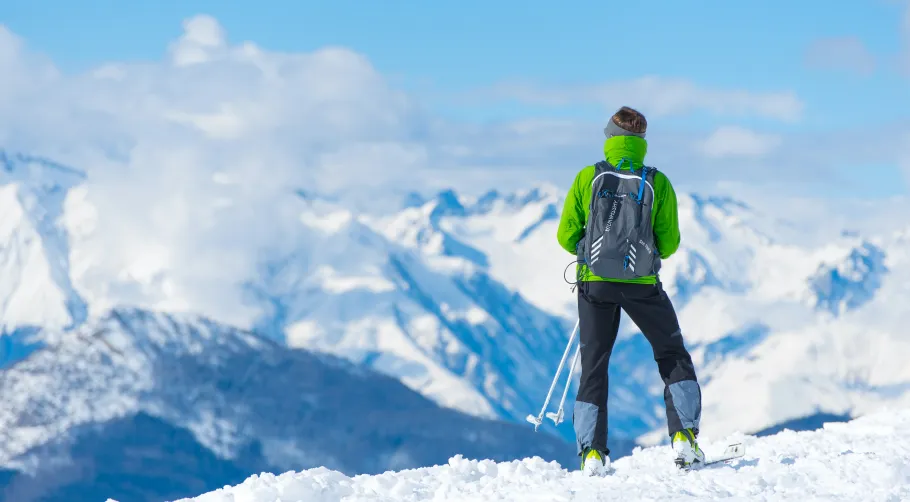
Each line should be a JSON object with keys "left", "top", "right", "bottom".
{"left": 611, "top": 106, "right": 647, "bottom": 134}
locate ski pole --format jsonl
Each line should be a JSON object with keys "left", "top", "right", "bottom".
{"left": 547, "top": 339, "right": 580, "bottom": 425}
{"left": 526, "top": 319, "right": 579, "bottom": 431}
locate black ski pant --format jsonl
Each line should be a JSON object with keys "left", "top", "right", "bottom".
{"left": 572, "top": 280, "right": 701, "bottom": 457}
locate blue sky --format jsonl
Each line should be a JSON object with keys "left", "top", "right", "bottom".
{"left": 1, "top": 0, "right": 909, "bottom": 197}
{"left": 3, "top": 0, "right": 906, "bottom": 116}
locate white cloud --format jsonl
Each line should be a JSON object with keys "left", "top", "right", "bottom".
{"left": 0, "top": 14, "right": 906, "bottom": 326}
{"left": 0, "top": 26, "right": 57, "bottom": 113}
{"left": 480, "top": 77, "right": 805, "bottom": 122}
{"left": 168, "top": 14, "right": 229, "bottom": 66}
{"left": 0, "top": 15, "right": 440, "bottom": 326}
{"left": 699, "top": 126, "right": 782, "bottom": 159}
{"left": 1, "top": 16, "right": 426, "bottom": 180}
{"left": 805, "top": 36, "right": 876, "bottom": 75}
{"left": 0, "top": 25, "right": 20, "bottom": 64}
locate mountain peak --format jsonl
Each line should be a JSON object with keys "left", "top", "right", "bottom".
{"left": 99, "top": 307, "right": 269, "bottom": 356}
{"left": 402, "top": 184, "right": 562, "bottom": 222}
{"left": 688, "top": 193, "right": 752, "bottom": 212}
{"left": 402, "top": 191, "right": 427, "bottom": 209}
{"left": 0, "top": 150, "right": 86, "bottom": 187}
{"left": 505, "top": 185, "right": 554, "bottom": 206}
{"left": 0, "top": 150, "right": 88, "bottom": 335}
{"left": 809, "top": 240, "right": 887, "bottom": 316}
{"left": 429, "top": 189, "right": 467, "bottom": 221}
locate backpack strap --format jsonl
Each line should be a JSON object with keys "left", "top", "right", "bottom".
{"left": 593, "top": 159, "right": 656, "bottom": 204}
{"left": 634, "top": 166, "right": 649, "bottom": 204}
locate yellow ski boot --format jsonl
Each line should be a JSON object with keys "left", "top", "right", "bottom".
{"left": 580, "top": 447, "right": 610, "bottom": 477}
{"left": 672, "top": 428, "right": 706, "bottom": 468}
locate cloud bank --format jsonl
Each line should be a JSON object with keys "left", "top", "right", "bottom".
{"left": 478, "top": 78, "right": 805, "bottom": 123}
{"left": 0, "top": 13, "right": 907, "bottom": 327}
{"left": 3, "top": 14, "right": 901, "bottom": 199}
{"left": 1, "top": 15, "right": 439, "bottom": 325}
{"left": 700, "top": 126, "right": 782, "bottom": 159}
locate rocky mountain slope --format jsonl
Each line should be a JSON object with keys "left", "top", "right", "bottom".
{"left": 0, "top": 308, "right": 574, "bottom": 502}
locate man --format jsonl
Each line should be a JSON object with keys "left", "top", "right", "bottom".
{"left": 556, "top": 106, "right": 704, "bottom": 476}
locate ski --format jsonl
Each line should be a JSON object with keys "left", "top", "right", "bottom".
{"left": 677, "top": 442, "right": 745, "bottom": 470}
{"left": 707, "top": 442, "right": 745, "bottom": 464}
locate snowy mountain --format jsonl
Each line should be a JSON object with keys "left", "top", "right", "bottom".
{"left": 172, "top": 407, "right": 910, "bottom": 502}
{"left": 0, "top": 151, "right": 87, "bottom": 334}
{"left": 246, "top": 191, "right": 577, "bottom": 443}
{"left": 2, "top": 147, "right": 910, "bottom": 466}
{"left": 362, "top": 185, "right": 910, "bottom": 444}
{"left": 0, "top": 308, "right": 575, "bottom": 502}
{"left": 0, "top": 150, "right": 581, "bottom": 442}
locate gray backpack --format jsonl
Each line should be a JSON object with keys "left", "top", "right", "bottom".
{"left": 576, "top": 159, "right": 662, "bottom": 279}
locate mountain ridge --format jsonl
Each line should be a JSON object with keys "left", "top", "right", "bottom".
{"left": 1, "top": 148, "right": 909, "bottom": 453}
{"left": 0, "top": 306, "right": 577, "bottom": 502}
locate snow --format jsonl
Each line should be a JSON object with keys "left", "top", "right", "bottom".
{"left": 287, "top": 313, "right": 501, "bottom": 419}
{"left": 173, "top": 408, "right": 910, "bottom": 502}
{"left": 249, "top": 202, "right": 580, "bottom": 438}
{"left": 301, "top": 208, "right": 354, "bottom": 233}
{"left": 311, "top": 265, "right": 397, "bottom": 294}
{"left": 0, "top": 152, "right": 88, "bottom": 331}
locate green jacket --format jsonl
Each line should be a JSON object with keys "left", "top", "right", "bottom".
{"left": 556, "top": 135, "right": 680, "bottom": 284}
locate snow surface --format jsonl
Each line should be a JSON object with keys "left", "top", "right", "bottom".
{"left": 172, "top": 407, "right": 910, "bottom": 502}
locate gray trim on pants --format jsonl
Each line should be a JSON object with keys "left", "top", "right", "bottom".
{"left": 668, "top": 380, "right": 701, "bottom": 431}
{"left": 573, "top": 401, "right": 599, "bottom": 455}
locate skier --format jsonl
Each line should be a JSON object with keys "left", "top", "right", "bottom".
{"left": 556, "top": 106, "right": 704, "bottom": 475}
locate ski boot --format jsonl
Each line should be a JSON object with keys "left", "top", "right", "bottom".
{"left": 672, "top": 428, "right": 705, "bottom": 469}
{"left": 580, "top": 447, "right": 610, "bottom": 477}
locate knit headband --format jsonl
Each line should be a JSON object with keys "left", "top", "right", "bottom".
{"left": 603, "top": 120, "right": 646, "bottom": 139}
